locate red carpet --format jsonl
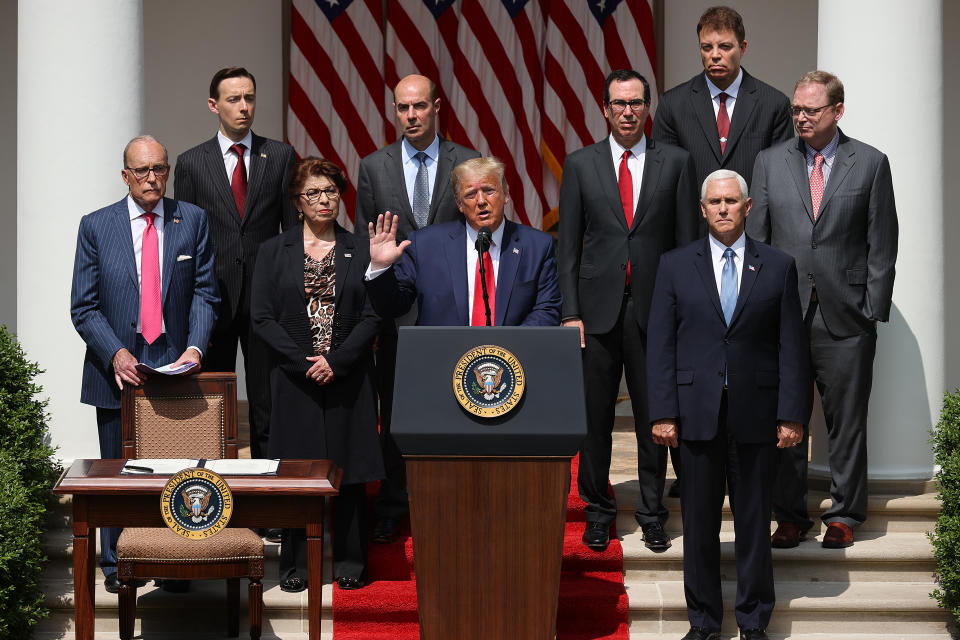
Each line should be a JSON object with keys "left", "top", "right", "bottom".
{"left": 332, "top": 454, "right": 629, "bottom": 639}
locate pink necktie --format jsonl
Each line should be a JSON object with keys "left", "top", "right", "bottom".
{"left": 717, "top": 92, "right": 730, "bottom": 154}
{"left": 810, "top": 152, "right": 825, "bottom": 220}
{"left": 140, "top": 212, "right": 162, "bottom": 344}
{"left": 471, "top": 251, "right": 496, "bottom": 326}
{"left": 618, "top": 150, "right": 633, "bottom": 285}
{"left": 230, "top": 143, "right": 247, "bottom": 217}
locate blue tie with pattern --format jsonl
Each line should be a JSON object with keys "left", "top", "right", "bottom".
{"left": 413, "top": 151, "right": 429, "bottom": 228}
{"left": 721, "top": 247, "right": 737, "bottom": 325}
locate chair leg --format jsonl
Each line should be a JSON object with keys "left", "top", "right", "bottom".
{"left": 249, "top": 578, "right": 263, "bottom": 640}
{"left": 227, "top": 577, "right": 240, "bottom": 637}
{"left": 118, "top": 581, "right": 137, "bottom": 640}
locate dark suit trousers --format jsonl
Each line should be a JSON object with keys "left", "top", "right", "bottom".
{"left": 280, "top": 483, "right": 368, "bottom": 581}
{"left": 578, "top": 292, "right": 667, "bottom": 526}
{"left": 774, "top": 301, "right": 876, "bottom": 529}
{"left": 206, "top": 306, "right": 272, "bottom": 460}
{"left": 372, "top": 324, "right": 409, "bottom": 519}
{"left": 680, "top": 394, "right": 777, "bottom": 632}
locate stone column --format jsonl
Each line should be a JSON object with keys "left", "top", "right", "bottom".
{"left": 811, "top": 0, "right": 941, "bottom": 480}
{"left": 18, "top": 1, "right": 144, "bottom": 461}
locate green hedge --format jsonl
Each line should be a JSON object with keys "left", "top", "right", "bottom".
{"left": 0, "top": 327, "right": 59, "bottom": 640}
{"left": 931, "top": 389, "right": 960, "bottom": 623}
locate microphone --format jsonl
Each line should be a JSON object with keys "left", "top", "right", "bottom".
{"left": 475, "top": 227, "right": 493, "bottom": 326}
{"left": 475, "top": 226, "right": 492, "bottom": 254}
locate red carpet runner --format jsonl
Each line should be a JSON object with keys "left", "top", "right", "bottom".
{"left": 332, "top": 454, "right": 629, "bottom": 639}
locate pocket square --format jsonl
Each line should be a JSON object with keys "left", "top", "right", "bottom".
{"left": 177, "top": 254, "right": 193, "bottom": 262}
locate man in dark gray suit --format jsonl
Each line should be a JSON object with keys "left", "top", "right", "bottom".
{"left": 174, "top": 67, "right": 298, "bottom": 473}
{"left": 355, "top": 74, "right": 480, "bottom": 543}
{"left": 749, "top": 70, "right": 898, "bottom": 549}
{"left": 558, "top": 69, "right": 699, "bottom": 553}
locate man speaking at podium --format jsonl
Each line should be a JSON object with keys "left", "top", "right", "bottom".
{"left": 365, "top": 157, "right": 561, "bottom": 327}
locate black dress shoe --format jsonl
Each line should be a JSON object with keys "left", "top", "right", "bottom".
{"left": 280, "top": 576, "right": 307, "bottom": 593}
{"left": 740, "top": 629, "right": 769, "bottom": 640}
{"left": 668, "top": 479, "right": 681, "bottom": 498}
{"left": 681, "top": 627, "right": 720, "bottom": 640}
{"left": 641, "top": 521, "right": 671, "bottom": 550}
{"left": 336, "top": 575, "right": 366, "bottom": 590}
{"left": 372, "top": 517, "right": 399, "bottom": 543}
{"left": 104, "top": 575, "right": 148, "bottom": 594}
{"left": 264, "top": 528, "right": 283, "bottom": 543}
{"left": 581, "top": 521, "right": 610, "bottom": 551}
{"left": 160, "top": 579, "right": 190, "bottom": 593}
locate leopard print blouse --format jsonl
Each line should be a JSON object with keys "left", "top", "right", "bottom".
{"left": 304, "top": 250, "right": 335, "bottom": 356}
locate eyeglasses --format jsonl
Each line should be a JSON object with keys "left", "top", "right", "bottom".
{"left": 790, "top": 104, "right": 834, "bottom": 118}
{"left": 607, "top": 99, "right": 648, "bottom": 113}
{"left": 125, "top": 164, "right": 170, "bottom": 180}
{"left": 299, "top": 187, "right": 340, "bottom": 203}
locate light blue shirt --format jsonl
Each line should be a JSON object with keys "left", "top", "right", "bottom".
{"left": 401, "top": 135, "right": 440, "bottom": 211}
{"left": 705, "top": 68, "right": 744, "bottom": 120}
{"left": 708, "top": 231, "right": 746, "bottom": 295}
{"left": 804, "top": 129, "right": 840, "bottom": 185}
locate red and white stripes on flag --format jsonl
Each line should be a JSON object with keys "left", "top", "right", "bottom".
{"left": 288, "top": 0, "right": 657, "bottom": 231}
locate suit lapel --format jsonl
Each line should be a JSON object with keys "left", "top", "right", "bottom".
{"left": 691, "top": 75, "right": 723, "bottom": 163}
{"left": 333, "top": 226, "right": 354, "bottom": 306}
{"left": 592, "top": 141, "right": 629, "bottom": 233}
{"left": 443, "top": 223, "right": 470, "bottom": 325}
{"left": 816, "top": 133, "right": 856, "bottom": 223}
{"left": 634, "top": 140, "right": 663, "bottom": 230}
{"left": 202, "top": 137, "right": 242, "bottom": 226}
{"left": 385, "top": 141, "right": 416, "bottom": 229}
{"left": 723, "top": 72, "right": 758, "bottom": 161}
{"left": 494, "top": 222, "right": 520, "bottom": 326}
{"left": 285, "top": 226, "right": 306, "bottom": 306}
{"left": 160, "top": 198, "right": 180, "bottom": 306}
{"left": 694, "top": 238, "right": 725, "bottom": 324}
{"left": 785, "top": 139, "right": 815, "bottom": 224}
{"left": 114, "top": 199, "right": 139, "bottom": 290}
{"left": 729, "top": 238, "right": 763, "bottom": 327}
{"left": 429, "top": 139, "right": 455, "bottom": 224}
{"left": 244, "top": 134, "right": 268, "bottom": 226}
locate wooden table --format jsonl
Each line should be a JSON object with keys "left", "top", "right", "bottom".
{"left": 53, "top": 459, "right": 341, "bottom": 640}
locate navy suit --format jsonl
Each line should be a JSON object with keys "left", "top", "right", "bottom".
{"left": 647, "top": 235, "right": 810, "bottom": 632}
{"left": 365, "top": 220, "right": 561, "bottom": 327}
{"left": 70, "top": 195, "right": 219, "bottom": 575}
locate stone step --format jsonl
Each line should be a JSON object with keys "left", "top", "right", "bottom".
{"left": 624, "top": 579, "right": 955, "bottom": 637}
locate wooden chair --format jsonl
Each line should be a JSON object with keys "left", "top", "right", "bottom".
{"left": 116, "top": 372, "right": 263, "bottom": 639}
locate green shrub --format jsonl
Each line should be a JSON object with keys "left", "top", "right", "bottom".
{"left": 0, "top": 326, "right": 59, "bottom": 639}
{"left": 932, "top": 389, "right": 960, "bottom": 623}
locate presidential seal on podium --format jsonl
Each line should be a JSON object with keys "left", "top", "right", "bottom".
{"left": 452, "top": 345, "right": 526, "bottom": 418}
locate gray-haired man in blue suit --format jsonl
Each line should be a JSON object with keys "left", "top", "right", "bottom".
{"left": 70, "top": 135, "right": 219, "bottom": 592}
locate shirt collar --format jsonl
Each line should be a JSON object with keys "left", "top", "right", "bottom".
{"left": 705, "top": 68, "right": 744, "bottom": 100}
{"left": 465, "top": 218, "right": 506, "bottom": 248}
{"left": 804, "top": 129, "right": 841, "bottom": 163}
{"left": 402, "top": 135, "right": 440, "bottom": 164}
{"left": 708, "top": 231, "right": 746, "bottom": 261}
{"left": 218, "top": 130, "right": 253, "bottom": 155}
{"left": 127, "top": 195, "right": 165, "bottom": 220}
{"left": 608, "top": 133, "right": 646, "bottom": 159}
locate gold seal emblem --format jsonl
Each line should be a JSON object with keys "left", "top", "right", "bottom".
{"left": 453, "top": 345, "right": 525, "bottom": 418}
{"left": 160, "top": 467, "right": 234, "bottom": 539}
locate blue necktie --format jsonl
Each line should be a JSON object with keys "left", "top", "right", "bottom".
{"left": 413, "top": 151, "right": 429, "bottom": 228}
{"left": 720, "top": 247, "right": 737, "bottom": 325}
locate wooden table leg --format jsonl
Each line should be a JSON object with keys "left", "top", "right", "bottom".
{"left": 72, "top": 495, "right": 95, "bottom": 640}
{"left": 306, "top": 496, "right": 324, "bottom": 640}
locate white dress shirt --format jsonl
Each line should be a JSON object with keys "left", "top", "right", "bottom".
{"left": 401, "top": 135, "right": 440, "bottom": 211}
{"left": 608, "top": 134, "right": 646, "bottom": 216}
{"left": 128, "top": 196, "right": 166, "bottom": 335}
{"left": 705, "top": 68, "right": 744, "bottom": 121}
{"left": 465, "top": 220, "right": 504, "bottom": 320}
{"left": 708, "top": 231, "right": 746, "bottom": 295}
{"left": 218, "top": 130, "right": 253, "bottom": 181}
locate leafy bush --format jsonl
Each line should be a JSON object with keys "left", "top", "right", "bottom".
{"left": 0, "top": 326, "right": 59, "bottom": 639}
{"left": 932, "top": 389, "right": 960, "bottom": 623}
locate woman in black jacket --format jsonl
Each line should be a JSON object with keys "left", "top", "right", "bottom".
{"left": 251, "top": 157, "right": 383, "bottom": 591}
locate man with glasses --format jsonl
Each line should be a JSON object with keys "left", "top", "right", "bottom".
{"left": 354, "top": 74, "right": 480, "bottom": 544}
{"left": 749, "top": 70, "right": 899, "bottom": 549}
{"left": 558, "top": 69, "right": 699, "bottom": 552}
{"left": 70, "top": 135, "right": 219, "bottom": 594}
{"left": 174, "top": 68, "right": 297, "bottom": 511}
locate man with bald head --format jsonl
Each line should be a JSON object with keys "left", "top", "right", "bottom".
{"left": 356, "top": 74, "right": 480, "bottom": 542}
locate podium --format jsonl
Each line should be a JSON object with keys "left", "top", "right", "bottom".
{"left": 392, "top": 326, "right": 586, "bottom": 640}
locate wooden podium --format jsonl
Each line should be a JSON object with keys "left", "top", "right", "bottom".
{"left": 391, "top": 327, "right": 586, "bottom": 640}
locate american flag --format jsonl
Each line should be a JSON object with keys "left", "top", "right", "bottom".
{"left": 288, "top": 0, "right": 657, "bottom": 231}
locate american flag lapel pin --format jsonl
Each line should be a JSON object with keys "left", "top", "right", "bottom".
{"left": 748, "top": 264, "right": 755, "bottom": 271}
{"left": 513, "top": 247, "right": 520, "bottom": 254}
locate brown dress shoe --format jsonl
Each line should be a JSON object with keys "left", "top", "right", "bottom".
{"left": 771, "top": 521, "right": 803, "bottom": 548}
{"left": 822, "top": 522, "right": 854, "bottom": 548}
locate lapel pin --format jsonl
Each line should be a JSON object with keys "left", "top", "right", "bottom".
{"left": 513, "top": 247, "right": 520, "bottom": 254}
{"left": 260, "top": 152, "right": 268, "bottom": 158}
{"left": 174, "top": 218, "right": 180, "bottom": 224}
{"left": 344, "top": 253, "right": 352, "bottom": 258}
{"left": 748, "top": 264, "right": 755, "bottom": 271}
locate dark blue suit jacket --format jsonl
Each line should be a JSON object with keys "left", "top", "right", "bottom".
{"left": 646, "top": 235, "right": 811, "bottom": 443}
{"left": 365, "top": 220, "right": 561, "bottom": 326}
{"left": 70, "top": 197, "right": 219, "bottom": 409}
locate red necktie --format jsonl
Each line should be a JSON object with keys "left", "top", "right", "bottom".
{"left": 810, "top": 152, "right": 825, "bottom": 220}
{"left": 140, "top": 212, "right": 162, "bottom": 344}
{"left": 471, "top": 251, "right": 496, "bottom": 326}
{"left": 230, "top": 143, "right": 247, "bottom": 217}
{"left": 618, "top": 150, "right": 633, "bottom": 285}
{"left": 717, "top": 92, "right": 730, "bottom": 154}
